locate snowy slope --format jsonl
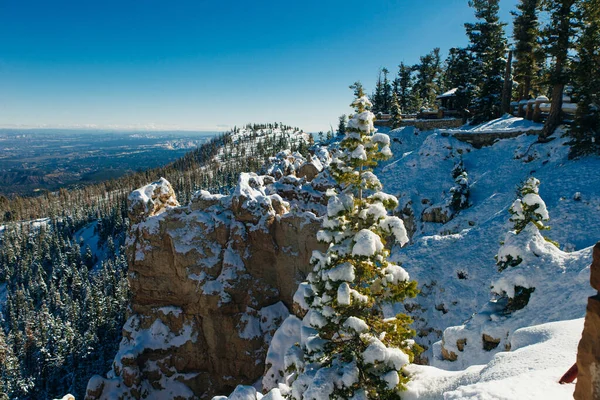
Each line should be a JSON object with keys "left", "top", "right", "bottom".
{"left": 212, "top": 119, "right": 599, "bottom": 399}
{"left": 375, "top": 124, "right": 599, "bottom": 365}
{"left": 404, "top": 318, "right": 581, "bottom": 399}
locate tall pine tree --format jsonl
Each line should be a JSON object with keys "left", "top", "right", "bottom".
{"left": 465, "top": 0, "right": 508, "bottom": 122}
{"left": 570, "top": 0, "right": 600, "bottom": 156}
{"left": 393, "top": 62, "right": 415, "bottom": 114}
{"left": 413, "top": 48, "right": 442, "bottom": 109}
{"left": 512, "top": 0, "right": 543, "bottom": 101}
{"left": 540, "top": 0, "right": 580, "bottom": 139}
{"left": 287, "top": 90, "right": 419, "bottom": 399}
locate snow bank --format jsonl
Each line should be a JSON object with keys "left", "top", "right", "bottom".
{"left": 405, "top": 319, "right": 582, "bottom": 399}
{"left": 440, "top": 114, "right": 543, "bottom": 134}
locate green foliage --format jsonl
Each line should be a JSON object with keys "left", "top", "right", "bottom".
{"left": 389, "top": 92, "right": 403, "bottom": 129}
{"left": 465, "top": 0, "right": 508, "bottom": 122}
{"left": 570, "top": 0, "right": 600, "bottom": 157}
{"left": 512, "top": 0, "right": 544, "bottom": 100}
{"left": 338, "top": 114, "right": 348, "bottom": 137}
{"left": 508, "top": 177, "right": 550, "bottom": 234}
{"left": 291, "top": 92, "right": 419, "bottom": 399}
{"left": 504, "top": 286, "right": 536, "bottom": 313}
{"left": 372, "top": 68, "right": 393, "bottom": 114}
{"left": 393, "top": 62, "right": 415, "bottom": 114}
{"left": 413, "top": 48, "right": 443, "bottom": 109}
{"left": 449, "top": 171, "right": 470, "bottom": 212}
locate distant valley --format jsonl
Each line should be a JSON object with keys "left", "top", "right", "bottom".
{"left": 0, "top": 129, "right": 218, "bottom": 196}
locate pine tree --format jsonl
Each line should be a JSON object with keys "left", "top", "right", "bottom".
{"left": 413, "top": 48, "right": 442, "bottom": 109}
{"left": 465, "top": 0, "right": 508, "bottom": 122}
{"left": 540, "top": 0, "right": 580, "bottom": 138}
{"left": 570, "top": 0, "right": 600, "bottom": 156}
{"left": 338, "top": 115, "right": 348, "bottom": 137}
{"left": 381, "top": 67, "right": 393, "bottom": 113}
{"left": 494, "top": 177, "right": 551, "bottom": 312}
{"left": 443, "top": 47, "right": 476, "bottom": 119}
{"left": 507, "top": 177, "right": 550, "bottom": 235}
{"left": 512, "top": 0, "right": 543, "bottom": 101}
{"left": 372, "top": 71, "right": 385, "bottom": 114}
{"left": 448, "top": 172, "right": 470, "bottom": 212}
{"left": 389, "top": 92, "right": 403, "bottom": 129}
{"left": 288, "top": 91, "right": 419, "bottom": 399}
{"left": 349, "top": 81, "right": 365, "bottom": 99}
{"left": 393, "top": 63, "right": 414, "bottom": 114}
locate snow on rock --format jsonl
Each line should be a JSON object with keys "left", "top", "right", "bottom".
{"left": 405, "top": 319, "right": 582, "bottom": 399}
{"left": 91, "top": 140, "right": 334, "bottom": 400}
{"left": 238, "top": 301, "right": 289, "bottom": 341}
{"left": 262, "top": 315, "right": 302, "bottom": 391}
{"left": 128, "top": 177, "right": 180, "bottom": 224}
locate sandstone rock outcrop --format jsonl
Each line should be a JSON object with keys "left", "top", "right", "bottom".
{"left": 574, "top": 242, "right": 600, "bottom": 400}
{"left": 86, "top": 151, "right": 332, "bottom": 399}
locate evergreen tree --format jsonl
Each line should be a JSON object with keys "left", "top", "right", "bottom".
{"left": 288, "top": 92, "right": 419, "bottom": 399}
{"left": 413, "top": 48, "right": 442, "bottom": 109}
{"left": 371, "top": 68, "right": 392, "bottom": 114}
{"left": 540, "top": 0, "right": 580, "bottom": 138}
{"left": 448, "top": 171, "right": 470, "bottom": 212}
{"left": 494, "top": 177, "right": 551, "bottom": 313}
{"left": 570, "top": 0, "right": 600, "bottom": 156}
{"left": 338, "top": 115, "right": 348, "bottom": 137}
{"left": 512, "top": 0, "right": 543, "bottom": 101}
{"left": 389, "top": 92, "right": 403, "bottom": 129}
{"left": 465, "top": 0, "right": 508, "bottom": 122}
{"left": 349, "top": 81, "right": 365, "bottom": 99}
{"left": 393, "top": 63, "right": 415, "bottom": 113}
{"left": 443, "top": 47, "right": 476, "bottom": 118}
{"left": 381, "top": 67, "right": 393, "bottom": 113}
{"left": 506, "top": 177, "right": 550, "bottom": 236}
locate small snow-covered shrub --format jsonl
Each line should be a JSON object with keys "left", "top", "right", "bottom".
{"left": 448, "top": 171, "right": 470, "bottom": 212}
{"left": 495, "top": 177, "right": 553, "bottom": 312}
{"left": 508, "top": 177, "right": 549, "bottom": 234}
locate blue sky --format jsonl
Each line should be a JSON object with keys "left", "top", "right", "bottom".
{"left": 0, "top": 0, "right": 519, "bottom": 132}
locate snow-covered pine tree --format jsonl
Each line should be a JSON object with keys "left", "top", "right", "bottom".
{"left": 448, "top": 171, "right": 470, "bottom": 212}
{"left": 287, "top": 90, "right": 419, "bottom": 399}
{"left": 494, "top": 177, "right": 551, "bottom": 312}
{"left": 507, "top": 177, "right": 549, "bottom": 236}
{"left": 389, "top": 92, "right": 403, "bottom": 129}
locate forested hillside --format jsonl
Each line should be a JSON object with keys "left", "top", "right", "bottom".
{"left": 0, "top": 124, "right": 309, "bottom": 399}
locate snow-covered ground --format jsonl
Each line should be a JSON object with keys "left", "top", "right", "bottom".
{"left": 374, "top": 124, "right": 599, "bottom": 368}
{"left": 439, "top": 114, "right": 543, "bottom": 134}
{"left": 249, "top": 120, "right": 598, "bottom": 399}
{"left": 404, "top": 319, "right": 581, "bottom": 399}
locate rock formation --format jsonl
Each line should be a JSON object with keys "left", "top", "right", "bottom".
{"left": 574, "top": 242, "right": 600, "bottom": 400}
{"left": 85, "top": 150, "right": 331, "bottom": 399}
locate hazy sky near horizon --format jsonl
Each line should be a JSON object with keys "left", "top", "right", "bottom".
{"left": 0, "top": 0, "right": 519, "bottom": 132}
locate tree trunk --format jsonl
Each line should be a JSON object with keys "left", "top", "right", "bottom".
{"left": 541, "top": 0, "right": 574, "bottom": 140}
{"left": 542, "top": 80, "right": 565, "bottom": 139}
{"left": 523, "top": 76, "right": 531, "bottom": 101}
{"left": 501, "top": 50, "right": 513, "bottom": 115}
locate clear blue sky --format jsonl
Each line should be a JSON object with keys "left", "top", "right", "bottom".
{"left": 0, "top": 0, "right": 519, "bottom": 132}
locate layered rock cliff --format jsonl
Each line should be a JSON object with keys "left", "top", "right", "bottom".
{"left": 85, "top": 150, "right": 331, "bottom": 399}
{"left": 575, "top": 242, "right": 600, "bottom": 400}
